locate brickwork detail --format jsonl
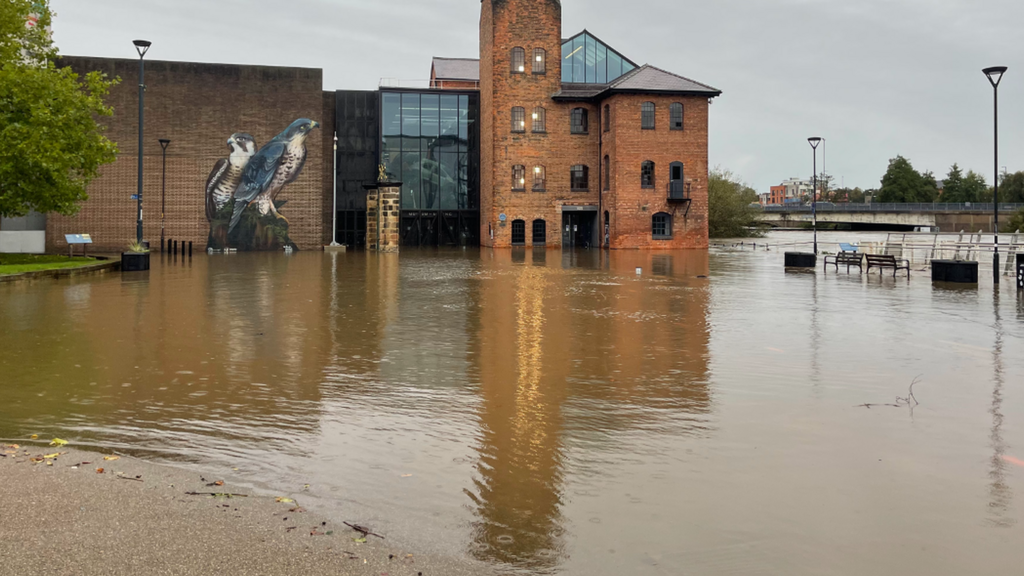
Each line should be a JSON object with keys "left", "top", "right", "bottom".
{"left": 366, "top": 184, "right": 400, "bottom": 253}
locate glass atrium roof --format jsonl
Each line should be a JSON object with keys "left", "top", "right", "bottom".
{"left": 561, "top": 31, "right": 637, "bottom": 85}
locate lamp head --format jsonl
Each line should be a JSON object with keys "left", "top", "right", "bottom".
{"left": 133, "top": 40, "right": 152, "bottom": 58}
{"left": 808, "top": 137, "right": 822, "bottom": 149}
{"left": 983, "top": 66, "right": 1007, "bottom": 88}
{"left": 158, "top": 139, "right": 171, "bottom": 150}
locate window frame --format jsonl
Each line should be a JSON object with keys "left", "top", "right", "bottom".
{"left": 641, "top": 102, "right": 656, "bottom": 130}
{"left": 603, "top": 104, "right": 610, "bottom": 132}
{"left": 511, "top": 47, "right": 526, "bottom": 74}
{"left": 652, "top": 212, "right": 672, "bottom": 240}
{"left": 532, "top": 219, "right": 547, "bottom": 245}
{"left": 512, "top": 164, "right": 526, "bottom": 191}
{"left": 670, "top": 102, "right": 684, "bottom": 131}
{"left": 532, "top": 165, "right": 546, "bottom": 192}
{"left": 570, "top": 107, "right": 589, "bottom": 135}
{"left": 570, "top": 164, "right": 590, "bottom": 192}
{"left": 532, "top": 48, "right": 546, "bottom": 75}
{"left": 641, "top": 161, "right": 655, "bottom": 189}
{"left": 511, "top": 219, "right": 526, "bottom": 246}
{"left": 603, "top": 155, "right": 610, "bottom": 191}
{"left": 532, "top": 107, "right": 546, "bottom": 133}
{"left": 511, "top": 106, "right": 526, "bottom": 133}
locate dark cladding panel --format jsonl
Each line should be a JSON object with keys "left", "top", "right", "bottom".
{"left": 335, "top": 90, "right": 378, "bottom": 212}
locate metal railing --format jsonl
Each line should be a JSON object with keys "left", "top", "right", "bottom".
{"left": 668, "top": 181, "right": 689, "bottom": 201}
{"left": 760, "top": 202, "right": 1024, "bottom": 213}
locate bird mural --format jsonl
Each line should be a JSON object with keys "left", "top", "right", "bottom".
{"left": 204, "top": 133, "right": 257, "bottom": 221}
{"left": 228, "top": 118, "right": 320, "bottom": 234}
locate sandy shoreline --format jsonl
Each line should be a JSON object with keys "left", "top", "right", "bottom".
{"left": 0, "top": 443, "right": 489, "bottom": 576}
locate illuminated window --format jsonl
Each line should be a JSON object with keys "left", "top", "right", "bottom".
{"left": 532, "top": 107, "right": 546, "bottom": 133}
{"left": 511, "top": 107, "right": 525, "bottom": 133}
{"left": 533, "top": 49, "right": 546, "bottom": 74}
{"left": 511, "top": 47, "right": 526, "bottom": 74}
{"left": 533, "top": 166, "right": 546, "bottom": 191}
{"left": 512, "top": 165, "right": 526, "bottom": 191}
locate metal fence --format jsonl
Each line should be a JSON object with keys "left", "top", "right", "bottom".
{"left": 760, "top": 203, "right": 1024, "bottom": 213}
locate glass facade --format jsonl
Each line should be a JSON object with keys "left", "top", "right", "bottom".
{"left": 561, "top": 32, "right": 636, "bottom": 85}
{"left": 380, "top": 90, "right": 479, "bottom": 246}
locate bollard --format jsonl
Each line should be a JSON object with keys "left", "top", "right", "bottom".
{"left": 188, "top": 241, "right": 193, "bottom": 258}
{"left": 160, "top": 238, "right": 165, "bottom": 254}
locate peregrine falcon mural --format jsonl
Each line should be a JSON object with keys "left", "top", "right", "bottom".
{"left": 205, "top": 119, "right": 320, "bottom": 251}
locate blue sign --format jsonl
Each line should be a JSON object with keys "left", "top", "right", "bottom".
{"left": 131, "top": 194, "right": 141, "bottom": 200}
{"left": 65, "top": 234, "right": 93, "bottom": 245}
{"left": 499, "top": 213, "right": 507, "bottom": 222}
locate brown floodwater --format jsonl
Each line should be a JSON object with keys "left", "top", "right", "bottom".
{"left": 2, "top": 232, "right": 1023, "bottom": 574}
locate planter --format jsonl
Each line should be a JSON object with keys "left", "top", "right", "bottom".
{"left": 785, "top": 252, "right": 816, "bottom": 268}
{"left": 121, "top": 252, "right": 150, "bottom": 272}
{"left": 931, "top": 259, "right": 977, "bottom": 284}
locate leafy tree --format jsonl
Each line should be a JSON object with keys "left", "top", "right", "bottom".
{"left": 999, "top": 171, "right": 1024, "bottom": 203}
{"left": 0, "top": 0, "right": 119, "bottom": 218}
{"left": 941, "top": 164, "right": 989, "bottom": 203}
{"left": 877, "top": 156, "right": 938, "bottom": 203}
{"left": 708, "top": 168, "right": 763, "bottom": 238}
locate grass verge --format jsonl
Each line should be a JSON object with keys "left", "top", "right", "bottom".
{"left": 0, "top": 254, "right": 98, "bottom": 276}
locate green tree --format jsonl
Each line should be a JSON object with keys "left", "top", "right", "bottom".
{"left": 0, "top": 0, "right": 119, "bottom": 218}
{"left": 941, "top": 164, "right": 988, "bottom": 203}
{"left": 999, "top": 171, "right": 1024, "bottom": 203}
{"left": 877, "top": 156, "right": 938, "bottom": 203}
{"left": 708, "top": 168, "right": 763, "bottom": 238}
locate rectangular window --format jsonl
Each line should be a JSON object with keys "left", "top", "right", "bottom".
{"left": 603, "top": 105, "right": 610, "bottom": 132}
{"left": 571, "top": 165, "right": 589, "bottom": 191}
{"left": 670, "top": 103, "right": 684, "bottom": 130}
{"left": 603, "top": 156, "right": 610, "bottom": 191}
{"left": 532, "top": 107, "right": 546, "bottom": 133}
{"left": 652, "top": 213, "right": 671, "bottom": 239}
{"left": 512, "top": 165, "right": 526, "bottom": 191}
{"left": 571, "top": 108, "right": 588, "bottom": 134}
{"left": 641, "top": 161, "right": 655, "bottom": 188}
{"left": 511, "top": 47, "right": 525, "bottom": 74}
{"left": 641, "top": 102, "right": 655, "bottom": 130}
{"left": 533, "top": 166, "right": 546, "bottom": 191}
{"left": 511, "top": 107, "right": 525, "bottom": 133}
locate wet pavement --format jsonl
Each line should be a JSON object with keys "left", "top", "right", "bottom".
{"left": 2, "top": 232, "right": 1023, "bottom": 574}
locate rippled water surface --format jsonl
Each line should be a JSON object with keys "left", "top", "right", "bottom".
{"left": 3, "top": 233, "right": 1024, "bottom": 574}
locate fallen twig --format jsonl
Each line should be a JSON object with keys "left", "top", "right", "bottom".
{"left": 344, "top": 521, "right": 385, "bottom": 539}
{"left": 856, "top": 376, "right": 921, "bottom": 411}
{"left": 185, "top": 491, "right": 249, "bottom": 498}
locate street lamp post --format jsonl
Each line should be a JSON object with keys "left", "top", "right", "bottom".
{"left": 330, "top": 133, "right": 340, "bottom": 246}
{"left": 983, "top": 66, "right": 1007, "bottom": 283}
{"left": 159, "top": 139, "right": 170, "bottom": 252}
{"left": 133, "top": 40, "right": 151, "bottom": 245}
{"left": 808, "top": 137, "right": 823, "bottom": 255}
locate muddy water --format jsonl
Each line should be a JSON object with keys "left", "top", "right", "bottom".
{"left": 2, "top": 237, "right": 1023, "bottom": 575}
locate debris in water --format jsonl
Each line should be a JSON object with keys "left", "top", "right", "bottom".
{"left": 49, "top": 438, "right": 68, "bottom": 447}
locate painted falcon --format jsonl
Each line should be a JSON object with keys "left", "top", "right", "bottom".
{"left": 228, "top": 119, "right": 320, "bottom": 233}
{"left": 205, "top": 133, "right": 257, "bottom": 221}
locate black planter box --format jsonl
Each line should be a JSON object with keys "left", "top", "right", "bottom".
{"left": 785, "top": 252, "right": 816, "bottom": 268}
{"left": 121, "top": 252, "right": 150, "bottom": 272}
{"left": 931, "top": 260, "right": 978, "bottom": 284}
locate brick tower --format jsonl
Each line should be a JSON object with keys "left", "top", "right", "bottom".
{"left": 480, "top": 0, "right": 580, "bottom": 248}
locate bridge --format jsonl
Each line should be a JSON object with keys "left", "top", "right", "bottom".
{"left": 758, "top": 203, "right": 1024, "bottom": 232}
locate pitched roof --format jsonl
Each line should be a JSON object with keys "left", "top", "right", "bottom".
{"left": 553, "top": 64, "right": 721, "bottom": 100}
{"left": 431, "top": 57, "right": 479, "bottom": 81}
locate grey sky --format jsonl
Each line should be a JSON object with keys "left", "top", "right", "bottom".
{"left": 51, "top": 0, "right": 1022, "bottom": 193}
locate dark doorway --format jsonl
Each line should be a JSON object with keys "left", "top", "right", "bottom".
{"left": 336, "top": 210, "right": 366, "bottom": 249}
{"left": 561, "top": 211, "right": 596, "bottom": 248}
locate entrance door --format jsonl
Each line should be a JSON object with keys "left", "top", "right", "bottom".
{"left": 561, "top": 212, "right": 595, "bottom": 248}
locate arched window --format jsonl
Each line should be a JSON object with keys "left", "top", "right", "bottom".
{"left": 571, "top": 165, "right": 589, "bottom": 191}
{"left": 641, "top": 161, "right": 655, "bottom": 189}
{"left": 532, "top": 107, "right": 546, "bottom": 133}
{"left": 603, "top": 155, "right": 610, "bottom": 191}
{"left": 570, "top": 107, "right": 589, "bottom": 134}
{"left": 511, "top": 219, "right": 526, "bottom": 245}
{"left": 511, "top": 107, "right": 525, "bottom": 133}
{"left": 511, "top": 47, "right": 526, "bottom": 74}
{"left": 512, "top": 165, "right": 526, "bottom": 191}
{"left": 641, "top": 102, "right": 656, "bottom": 130}
{"left": 532, "top": 219, "right": 547, "bottom": 245}
{"left": 652, "top": 212, "right": 672, "bottom": 239}
{"left": 670, "top": 103, "right": 684, "bottom": 130}
{"left": 533, "top": 49, "right": 546, "bottom": 74}
{"left": 603, "top": 104, "right": 610, "bottom": 132}
{"left": 532, "top": 166, "right": 546, "bottom": 191}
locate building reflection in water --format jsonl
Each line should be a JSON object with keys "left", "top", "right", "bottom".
{"left": 467, "top": 249, "right": 711, "bottom": 571}
{"left": 987, "top": 288, "right": 1014, "bottom": 528}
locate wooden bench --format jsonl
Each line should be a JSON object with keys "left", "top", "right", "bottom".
{"left": 865, "top": 254, "right": 910, "bottom": 277}
{"left": 824, "top": 251, "right": 863, "bottom": 273}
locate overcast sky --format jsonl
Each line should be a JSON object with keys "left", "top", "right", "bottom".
{"left": 51, "top": 0, "right": 1022, "bottom": 193}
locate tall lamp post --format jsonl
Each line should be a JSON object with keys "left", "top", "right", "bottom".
{"left": 983, "top": 66, "right": 1007, "bottom": 283}
{"left": 330, "top": 132, "right": 340, "bottom": 246}
{"left": 133, "top": 40, "right": 152, "bottom": 244}
{"left": 159, "top": 139, "right": 170, "bottom": 252}
{"left": 808, "top": 137, "right": 823, "bottom": 255}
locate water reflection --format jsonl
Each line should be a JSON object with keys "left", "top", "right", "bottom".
{"left": 467, "top": 250, "right": 711, "bottom": 571}
{"left": 988, "top": 288, "right": 1014, "bottom": 528}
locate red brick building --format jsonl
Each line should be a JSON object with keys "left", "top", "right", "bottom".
{"left": 477, "top": 0, "right": 720, "bottom": 249}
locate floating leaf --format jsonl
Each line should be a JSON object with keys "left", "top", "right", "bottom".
{"left": 96, "top": 468, "right": 105, "bottom": 474}
{"left": 276, "top": 497, "right": 295, "bottom": 504}
{"left": 103, "top": 455, "right": 120, "bottom": 461}
{"left": 43, "top": 453, "right": 62, "bottom": 459}
{"left": 50, "top": 438, "right": 68, "bottom": 447}
{"left": 30, "top": 434, "right": 38, "bottom": 440}
{"left": 3, "top": 444, "right": 19, "bottom": 450}
{"left": 353, "top": 537, "right": 367, "bottom": 544}
{"left": 326, "top": 530, "right": 334, "bottom": 536}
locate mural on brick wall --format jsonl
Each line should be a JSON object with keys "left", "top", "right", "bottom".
{"left": 205, "top": 118, "right": 319, "bottom": 250}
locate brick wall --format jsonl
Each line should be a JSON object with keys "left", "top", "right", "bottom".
{"left": 47, "top": 57, "right": 325, "bottom": 253}
{"left": 604, "top": 94, "right": 710, "bottom": 249}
